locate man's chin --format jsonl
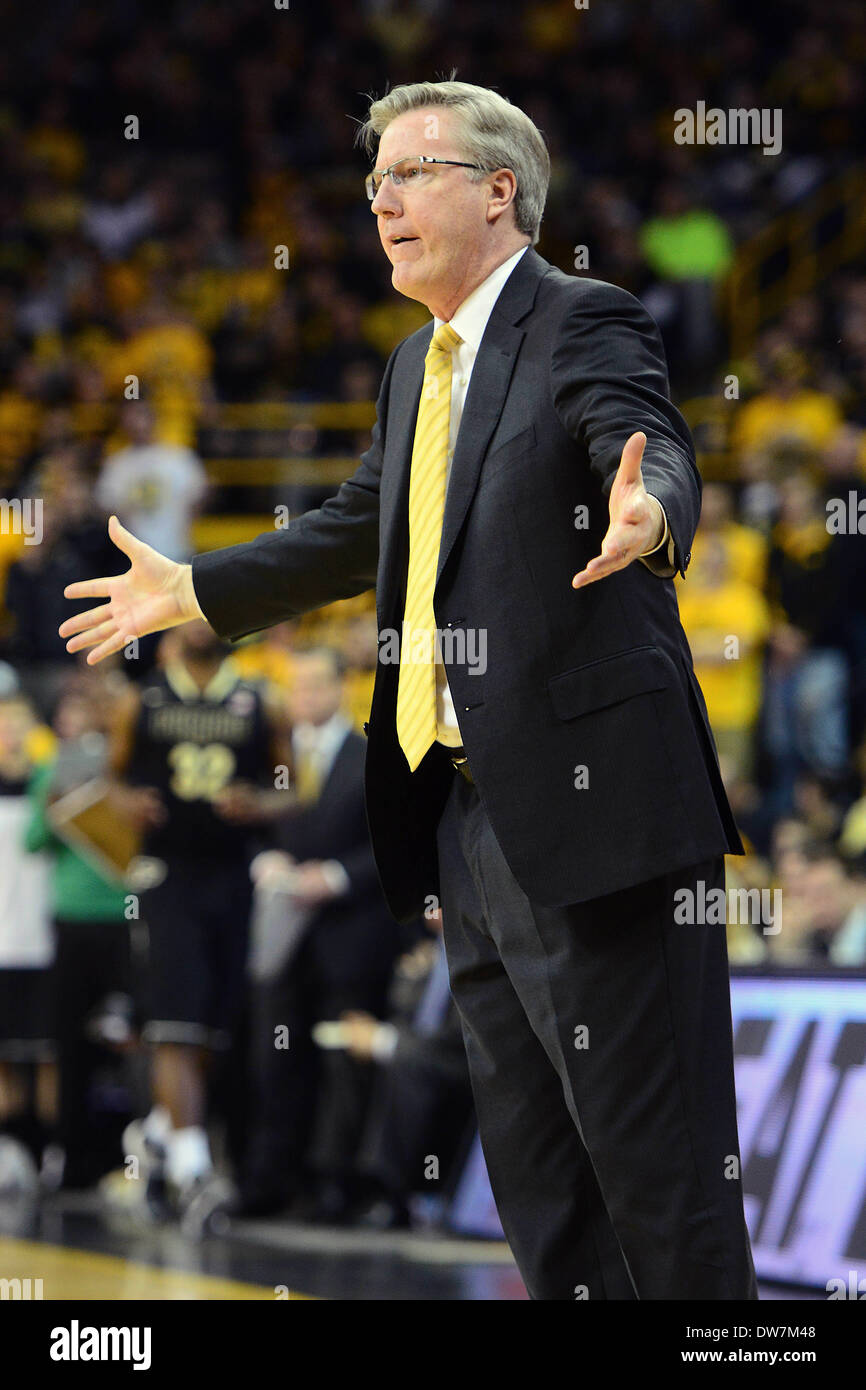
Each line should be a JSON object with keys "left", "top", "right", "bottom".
{"left": 390, "top": 263, "right": 428, "bottom": 305}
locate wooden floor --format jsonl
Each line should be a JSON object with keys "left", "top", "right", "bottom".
{"left": 0, "top": 1193, "right": 820, "bottom": 1301}
{"left": 0, "top": 1190, "right": 524, "bottom": 1300}
{"left": 0, "top": 1234, "right": 279, "bottom": 1300}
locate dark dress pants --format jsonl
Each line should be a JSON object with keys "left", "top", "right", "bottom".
{"left": 435, "top": 768, "right": 759, "bottom": 1301}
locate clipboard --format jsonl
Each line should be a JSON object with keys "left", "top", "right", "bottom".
{"left": 47, "top": 776, "right": 142, "bottom": 886}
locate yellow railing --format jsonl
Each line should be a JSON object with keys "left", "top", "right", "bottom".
{"left": 727, "top": 165, "right": 866, "bottom": 359}
{"left": 52, "top": 400, "right": 376, "bottom": 434}
{"left": 205, "top": 457, "right": 359, "bottom": 486}
{"left": 213, "top": 402, "right": 374, "bottom": 429}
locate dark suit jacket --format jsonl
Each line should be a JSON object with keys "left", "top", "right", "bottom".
{"left": 271, "top": 727, "right": 391, "bottom": 933}
{"left": 194, "top": 250, "right": 743, "bottom": 924}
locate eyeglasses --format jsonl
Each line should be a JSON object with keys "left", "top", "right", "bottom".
{"left": 365, "top": 155, "right": 482, "bottom": 201}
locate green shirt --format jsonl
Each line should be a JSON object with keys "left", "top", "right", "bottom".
{"left": 640, "top": 210, "right": 734, "bottom": 281}
{"left": 24, "top": 761, "right": 129, "bottom": 922}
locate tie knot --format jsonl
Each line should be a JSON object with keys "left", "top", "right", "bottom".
{"left": 430, "top": 322, "right": 462, "bottom": 356}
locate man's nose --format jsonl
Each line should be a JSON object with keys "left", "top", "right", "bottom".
{"left": 371, "top": 178, "right": 401, "bottom": 217}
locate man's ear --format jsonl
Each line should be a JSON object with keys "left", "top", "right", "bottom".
{"left": 486, "top": 168, "right": 518, "bottom": 225}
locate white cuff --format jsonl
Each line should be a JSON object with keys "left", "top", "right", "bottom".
{"left": 639, "top": 498, "right": 670, "bottom": 557}
{"left": 319, "top": 859, "right": 351, "bottom": 897}
{"left": 370, "top": 1023, "right": 399, "bottom": 1061}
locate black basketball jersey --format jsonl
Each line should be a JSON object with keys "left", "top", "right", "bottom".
{"left": 126, "top": 660, "right": 272, "bottom": 861}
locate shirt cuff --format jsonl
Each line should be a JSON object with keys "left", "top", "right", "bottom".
{"left": 319, "top": 859, "right": 351, "bottom": 897}
{"left": 186, "top": 564, "right": 206, "bottom": 620}
{"left": 638, "top": 497, "right": 670, "bottom": 557}
{"left": 370, "top": 1022, "right": 399, "bottom": 1061}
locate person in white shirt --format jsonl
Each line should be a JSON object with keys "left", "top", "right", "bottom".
{"left": 95, "top": 402, "right": 207, "bottom": 563}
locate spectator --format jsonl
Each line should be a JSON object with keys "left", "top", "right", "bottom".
{"left": 760, "top": 471, "right": 850, "bottom": 814}
{"left": 241, "top": 647, "right": 404, "bottom": 1219}
{"left": 677, "top": 535, "right": 771, "bottom": 779}
{"left": 95, "top": 401, "right": 208, "bottom": 562}
{"left": 0, "top": 693, "right": 55, "bottom": 1193}
{"left": 22, "top": 675, "right": 134, "bottom": 1188}
{"left": 732, "top": 348, "right": 843, "bottom": 462}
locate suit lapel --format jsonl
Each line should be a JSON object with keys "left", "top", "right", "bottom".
{"left": 377, "top": 330, "right": 427, "bottom": 632}
{"left": 436, "top": 316, "right": 523, "bottom": 585}
{"left": 376, "top": 249, "right": 550, "bottom": 628}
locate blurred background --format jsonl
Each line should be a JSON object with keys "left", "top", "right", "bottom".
{"left": 0, "top": 0, "right": 864, "bottom": 1300}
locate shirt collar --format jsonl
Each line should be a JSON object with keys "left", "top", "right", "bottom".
{"left": 292, "top": 711, "right": 350, "bottom": 755}
{"left": 433, "top": 244, "right": 529, "bottom": 353}
{"left": 165, "top": 658, "right": 239, "bottom": 704}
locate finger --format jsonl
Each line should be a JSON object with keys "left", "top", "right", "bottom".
{"left": 616, "top": 430, "right": 647, "bottom": 487}
{"left": 59, "top": 603, "right": 115, "bottom": 639}
{"left": 70, "top": 617, "right": 142, "bottom": 655}
{"left": 573, "top": 521, "right": 638, "bottom": 580}
{"left": 107, "top": 513, "right": 148, "bottom": 562}
{"left": 65, "top": 619, "right": 118, "bottom": 654}
{"left": 63, "top": 578, "right": 119, "bottom": 603}
{"left": 85, "top": 629, "right": 131, "bottom": 666}
{"left": 600, "top": 529, "right": 633, "bottom": 562}
{"left": 572, "top": 551, "right": 635, "bottom": 588}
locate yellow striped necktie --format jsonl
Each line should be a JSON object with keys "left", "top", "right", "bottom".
{"left": 396, "top": 321, "right": 463, "bottom": 772}
{"left": 294, "top": 745, "right": 322, "bottom": 803}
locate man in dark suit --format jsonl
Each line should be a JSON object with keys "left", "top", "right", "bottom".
{"left": 242, "top": 646, "right": 403, "bottom": 1217}
{"left": 60, "top": 79, "right": 756, "bottom": 1299}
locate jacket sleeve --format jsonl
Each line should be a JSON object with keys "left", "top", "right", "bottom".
{"left": 550, "top": 280, "right": 701, "bottom": 579}
{"left": 191, "top": 347, "right": 398, "bottom": 642}
{"left": 332, "top": 840, "right": 383, "bottom": 898}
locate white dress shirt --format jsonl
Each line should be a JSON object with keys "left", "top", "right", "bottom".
{"left": 291, "top": 711, "right": 353, "bottom": 895}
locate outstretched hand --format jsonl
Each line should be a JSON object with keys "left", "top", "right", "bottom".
{"left": 59, "top": 515, "right": 199, "bottom": 665}
{"left": 571, "top": 431, "right": 665, "bottom": 590}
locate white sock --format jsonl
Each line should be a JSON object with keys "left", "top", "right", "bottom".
{"left": 142, "top": 1106, "right": 172, "bottom": 1148}
{"left": 165, "top": 1126, "right": 212, "bottom": 1189}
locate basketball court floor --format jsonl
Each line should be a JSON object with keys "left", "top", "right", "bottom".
{"left": 0, "top": 1191, "right": 825, "bottom": 1300}
{"left": 0, "top": 1190, "right": 527, "bottom": 1300}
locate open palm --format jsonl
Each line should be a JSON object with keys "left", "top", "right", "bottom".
{"left": 571, "top": 431, "right": 665, "bottom": 589}
{"left": 59, "top": 515, "right": 195, "bottom": 665}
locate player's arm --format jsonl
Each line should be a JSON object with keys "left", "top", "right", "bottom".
{"left": 107, "top": 681, "right": 140, "bottom": 778}
{"left": 104, "top": 682, "right": 166, "bottom": 831}
{"left": 212, "top": 695, "right": 298, "bottom": 824}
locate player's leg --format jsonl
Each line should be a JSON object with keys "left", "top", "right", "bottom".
{"left": 0, "top": 968, "right": 55, "bottom": 1191}
{"left": 175, "top": 857, "right": 253, "bottom": 1232}
{"left": 138, "top": 861, "right": 216, "bottom": 1211}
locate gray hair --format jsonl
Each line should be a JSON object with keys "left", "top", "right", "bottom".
{"left": 357, "top": 80, "right": 550, "bottom": 244}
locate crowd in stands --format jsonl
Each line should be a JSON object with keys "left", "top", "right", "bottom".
{"left": 0, "top": 0, "right": 865, "bottom": 1225}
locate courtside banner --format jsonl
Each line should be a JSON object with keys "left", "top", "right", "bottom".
{"left": 731, "top": 969, "right": 866, "bottom": 1293}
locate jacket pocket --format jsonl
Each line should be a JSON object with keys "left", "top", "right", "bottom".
{"left": 547, "top": 645, "right": 670, "bottom": 721}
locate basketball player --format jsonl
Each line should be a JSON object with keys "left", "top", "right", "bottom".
{"left": 109, "top": 620, "right": 292, "bottom": 1228}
